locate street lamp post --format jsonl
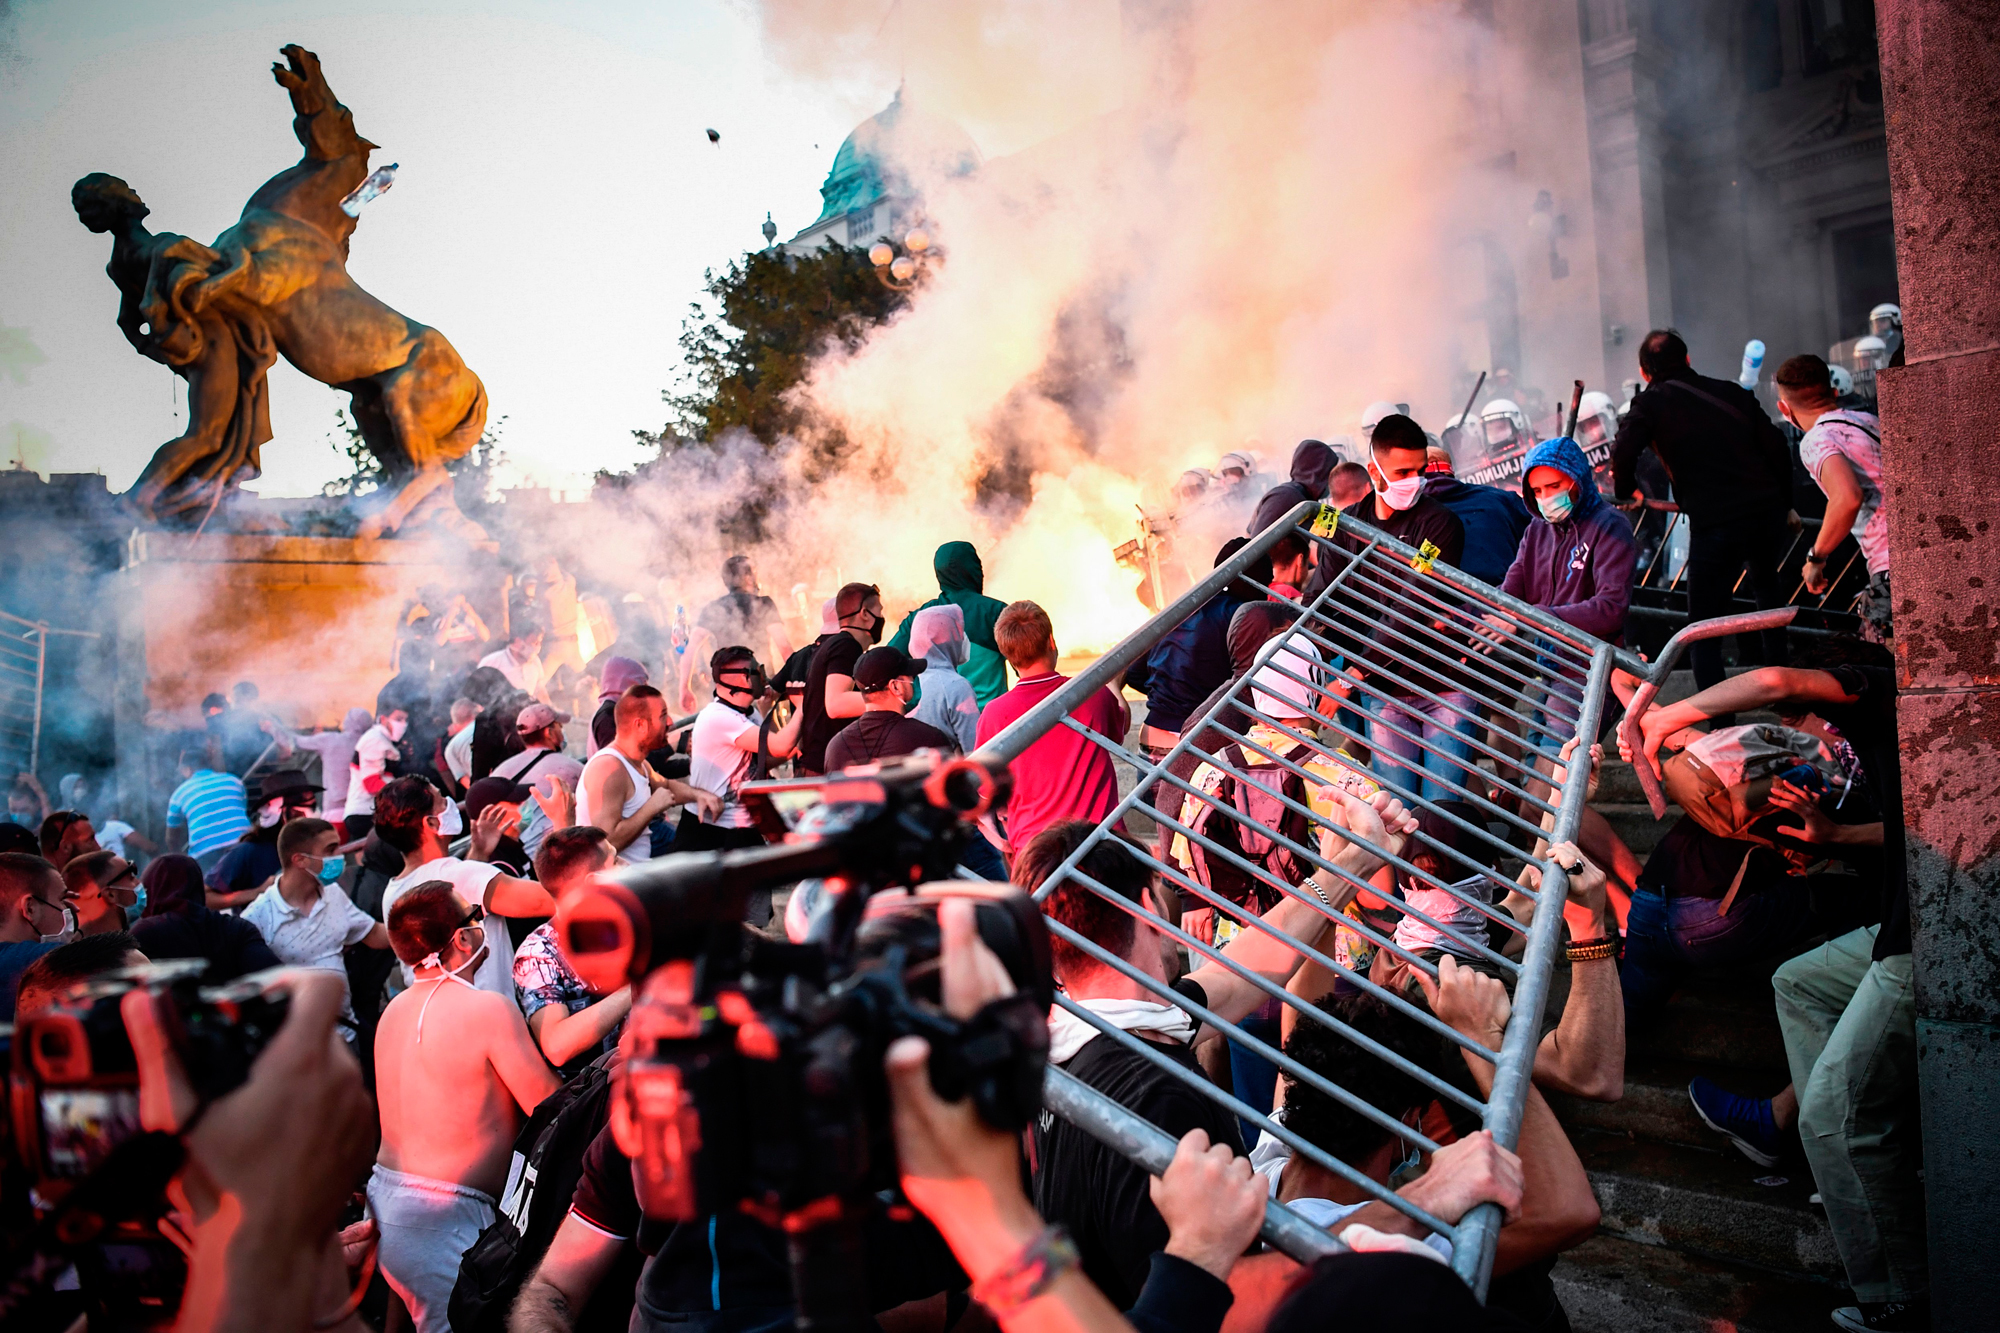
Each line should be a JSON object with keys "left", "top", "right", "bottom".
{"left": 868, "top": 226, "right": 937, "bottom": 290}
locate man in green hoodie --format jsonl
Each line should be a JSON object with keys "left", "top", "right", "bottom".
{"left": 888, "top": 541, "right": 1011, "bottom": 706}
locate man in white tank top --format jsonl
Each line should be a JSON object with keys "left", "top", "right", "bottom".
{"left": 577, "top": 684, "right": 719, "bottom": 854}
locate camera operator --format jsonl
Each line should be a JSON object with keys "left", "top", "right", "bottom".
{"left": 116, "top": 968, "right": 378, "bottom": 1333}
{"left": 1019, "top": 789, "right": 1418, "bottom": 1309}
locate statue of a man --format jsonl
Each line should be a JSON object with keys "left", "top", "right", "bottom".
{"left": 72, "top": 173, "right": 277, "bottom": 521}
{"left": 75, "top": 45, "right": 488, "bottom": 539}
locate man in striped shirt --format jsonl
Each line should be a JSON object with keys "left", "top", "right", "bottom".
{"left": 165, "top": 746, "right": 250, "bottom": 872}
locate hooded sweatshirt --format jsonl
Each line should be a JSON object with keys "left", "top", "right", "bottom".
{"left": 1500, "top": 437, "right": 1637, "bottom": 644}
{"left": 906, "top": 605, "right": 981, "bottom": 752}
{"left": 1249, "top": 440, "right": 1337, "bottom": 536}
{"left": 889, "top": 542, "right": 1010, "bottom": 706}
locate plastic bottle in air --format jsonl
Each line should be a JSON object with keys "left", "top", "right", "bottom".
{"left": 339, "top": 163, "right": 399, "bottom": 218}
{"left": 1738, "top": 339, "right": 1765, "bottom": 390}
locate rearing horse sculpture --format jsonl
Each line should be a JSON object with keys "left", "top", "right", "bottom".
{"left": 74, "top": 45, "right": 487, "bottom": 538}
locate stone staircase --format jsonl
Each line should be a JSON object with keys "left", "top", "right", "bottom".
{"left": 1547, "top": 685, "right": 1849, "bottom": 1332}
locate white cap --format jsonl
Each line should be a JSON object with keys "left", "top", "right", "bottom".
{"left": 1249, "top": 640, "right": 1324, "bottom": 721}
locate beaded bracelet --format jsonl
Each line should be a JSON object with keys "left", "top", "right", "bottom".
{"left": 971, "top": 1225, "right": 1080, "bottom": 1316}
{"left": 1565, "top": 935, "right": 1621, "bottom": 962}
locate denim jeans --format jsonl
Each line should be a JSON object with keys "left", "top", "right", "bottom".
{"left": 1774, "top": 926, "right": 1925, "bottom": 1303}
{"left": 1227, "top": 1007, "right": 1282, "bottom": 1149}
{"left": 1619, "top": 876, "right": 1874, "bottom": 1024}
{"left": 1360, "top": 690, "right": 1479, "bottom": 804}
{"left": 1619, "top": 884, "right": 1815, "bottom": 1022}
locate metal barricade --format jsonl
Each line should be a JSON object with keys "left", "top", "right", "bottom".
{"left": 970, "top": 501, "right": 1794, "bottom": 1299}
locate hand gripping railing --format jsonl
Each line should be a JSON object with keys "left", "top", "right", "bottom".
{"left": 972, "top": 501, "right": 1634, "bottom": 1297}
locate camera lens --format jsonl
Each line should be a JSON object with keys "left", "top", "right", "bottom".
{"left": 567, "top": 920, "right": 622, "bottom": 954}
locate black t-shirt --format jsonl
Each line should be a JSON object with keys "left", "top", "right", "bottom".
{"left": 823, "top": 711, "right": 955, "bottom": 772}
{"left": 1306, "top": 495, "right": 1468, "bottom": 700}
{"left": 1815, "top": 665, "right": 1906, "bottom": 959}
{"left": 797, "top": 633, "right": 866, "bottom": 774}
{"left": 205, "top": 838, "right": 281, "bottom": 896}
{"left": 1637, "top": 816, "right": 1794, "bottom": 901}
{"left": 698, "top": 592, "right": 783, "bottom": 655}
{"left": 571, "top": 1123, "right": 964, "bottom": 1317}
{"left": 1031, "top": 983, "right": 1243, "bottom": 1311}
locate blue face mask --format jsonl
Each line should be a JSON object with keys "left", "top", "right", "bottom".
{"left": 1537, "top": 488, "right": 1575, "bottom": 522}
{"left": 315, "top": 854, "right": 346, "bottom": 885}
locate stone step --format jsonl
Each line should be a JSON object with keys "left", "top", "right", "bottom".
{"left": 1552, "top": 1055, "right": 1795, "bottom": 1152}
{"left": 1551, "top": 1233, "right": 1841, "bottom": 1333}
{"left": 1593, "top": 800, "right": 1669, "bottom": 860}
{"left": 1574, "top": 1129, "right": 1841, "bottom": 1280}
{"left": 1629, "top": 985, "right": 1793, "bottom": 1072}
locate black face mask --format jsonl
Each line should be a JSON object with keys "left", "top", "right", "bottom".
{"left": 853, "top": 609, "right": 884, "bottom": 645}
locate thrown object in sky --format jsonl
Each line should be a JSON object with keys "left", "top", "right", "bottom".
{"left": 706, "top": 127, "right": 720, "bottom": 144}
{"left": 339, "top": 162, "right": 399, "bottom": 217}
{"left": 1738, "top": 338, "right": 1765, "bottom": 390}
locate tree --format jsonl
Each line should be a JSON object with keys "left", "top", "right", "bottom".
{"left": 662, "top": 242, "right": 908, "bottom": 451}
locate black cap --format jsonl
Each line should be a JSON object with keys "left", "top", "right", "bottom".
{"left": 466, "top": 776, "right": 532, "bottom": 822}
{"left": 853, "top": 646, "right": 927, "bottom": 692}
{"left": 257, "top": 771, "right": 324, "bottom": 802}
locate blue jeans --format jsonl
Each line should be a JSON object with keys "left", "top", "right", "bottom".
{"left": 1361, "top": 690, "right": 1479, "bottom": 804}
{"left": 957, "top": 831, "right": 1008, "bottom": 880}
{"left": 1228, "top": 1007, "right": 1282, "bottom": 1150}
{"left": 1620, "top": 883, "right": 1816, "bottom": 1023}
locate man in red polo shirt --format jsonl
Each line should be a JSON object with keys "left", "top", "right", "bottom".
{"left": 975, "top": 601, "right": 1128, "bottom": 859}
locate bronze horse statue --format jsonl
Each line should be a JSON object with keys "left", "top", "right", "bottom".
{"left": 75, "top": 45, "right": 486, "bottom": 538}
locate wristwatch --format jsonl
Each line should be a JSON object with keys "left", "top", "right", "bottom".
{"left": 1803, "top": 551, "right": 1828, "bottom": 565}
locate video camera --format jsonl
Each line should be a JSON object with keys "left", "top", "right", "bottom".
{"left": 4, "top": 960, "right": 291, "bottom": 1329}
{"left": 553, "top": 751, "right": 1052, "bottom": 1332}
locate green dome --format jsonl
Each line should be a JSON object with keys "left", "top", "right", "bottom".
{"left": 808, "top": 90, "right": 981, "bottom": 230}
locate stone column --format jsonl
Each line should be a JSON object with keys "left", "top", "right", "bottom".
{"left": 1876, "top": 3, "right": 2000, "bottom": 1325}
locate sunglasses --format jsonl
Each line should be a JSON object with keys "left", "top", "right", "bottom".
{"left": 458, "top": 904, "right": 487, "bottom": 931}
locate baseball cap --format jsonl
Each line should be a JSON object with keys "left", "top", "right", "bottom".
{"left": 516, "top": 702, "right": 572, "bottom": 734}
{"left": 256, "top": 771, "right": 324, "bottom": 803}
{"left": 466, "top": 775, "right": 532, "bottom": 822}
{"left": 853, "top": 646, "right": 927, "bottom": 692}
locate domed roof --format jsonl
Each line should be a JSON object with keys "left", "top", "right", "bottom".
{"left": 808, "top": 89, "right": 981, "bottom": 229}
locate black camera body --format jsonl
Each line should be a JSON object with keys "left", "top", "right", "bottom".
{"left": 555, "top": 753, "right": 1052, "bottom": 1330}
{"left": 4, "top": 960, "right": 290, "bottom": 1330}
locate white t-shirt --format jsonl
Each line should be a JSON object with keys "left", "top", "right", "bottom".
{"left": 380, "top": 856, "right": 513, "bottom": 1000}
{"left": 241, "top": 883, "right": 378, "bottom": 1032}
{"left": 1798, "top": 410, "right": 1887, "bottom": 576}
{"left": 479, "top": 647, "right": 546, "bottom": 698}
{"left": 1249, "top": 1127, "right": 1452, "bottom": 1262}
{"left": 96, "top": 819, "right": 137, "bottom": 860}
{"left": 445, "top": 726, "right": 476, "bottom": 784}
{"left": 688, "top": 701, "right": 760, "bottom": 829}
{"left": 345, "top": 725, "right": 401, "bottom": 819}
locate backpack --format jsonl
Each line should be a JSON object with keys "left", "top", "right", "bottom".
{"left": 448, "top": 1053, "right": 620, "bottom": 1333}
{"left": 1174, "top": 739, "right": 1315, "bottom": 914}
{"left": 1661, "top": 723, "right": 1828, "bottom": 847}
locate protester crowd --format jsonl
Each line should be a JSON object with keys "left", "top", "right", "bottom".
{"left": 0, "top": 329, "right": 1917, "bottom": 1333}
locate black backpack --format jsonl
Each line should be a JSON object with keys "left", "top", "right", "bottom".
{"left": 1181, "top": 740, "right": 1313, "bottom": 912}
{"left": 448, "top": 1053, "right": 621, "bottom": 1333}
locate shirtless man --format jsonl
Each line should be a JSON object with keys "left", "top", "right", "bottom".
{"left": 371, "top": 881, "right": 559, "bottom": 1332}
{"left": 576, "top": 685, "right": 719, "bottom": 855}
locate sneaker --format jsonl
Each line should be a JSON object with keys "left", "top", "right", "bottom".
{"left": 1830, "top": 1299, "right": 1929, "bottom": 1330}
{"left": 1688, "top": 1076, "right": 1782, "bottom": 1167}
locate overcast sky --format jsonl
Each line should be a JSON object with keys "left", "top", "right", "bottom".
{"left": 0, "top": 0, "right": 923, "bottom": 496}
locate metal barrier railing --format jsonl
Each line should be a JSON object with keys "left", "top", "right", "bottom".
{"left": 1623, "top": 501, "right": 1866, "bottom": 635}
{"left": 0, "top": 610, "right": 99, "bottom": 778}
{"left": 971, "top": 501, "right": 1790, "bottom": 1300}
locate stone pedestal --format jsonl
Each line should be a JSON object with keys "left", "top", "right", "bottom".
{"left": 110, "top": 531, "right": 495, "bottom": 829}
{"left": 1877, "top": 2, "right": 2000, "bottom": 1325}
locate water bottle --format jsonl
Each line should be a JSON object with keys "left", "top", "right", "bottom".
{"left": 671, "top": 605, "right": 689, "bottom": 660}
{"left": 1738, "top": 338, "right": 1766, "bottom": 390}
{"left": 339, "top": 163, "right": 399, "bottom": 218}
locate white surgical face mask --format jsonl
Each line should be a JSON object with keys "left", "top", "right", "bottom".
{"left": 384, "top": 716, "right": 408, "bottom": 742}
{"left": 435, "top": 802, "right": 464, "bottom": 837}
{"left": 255, "top": 797, "right": 285, "bottom": 828}
{"left": 1377, "top": 472, "right": 1425, "bottom": 511}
